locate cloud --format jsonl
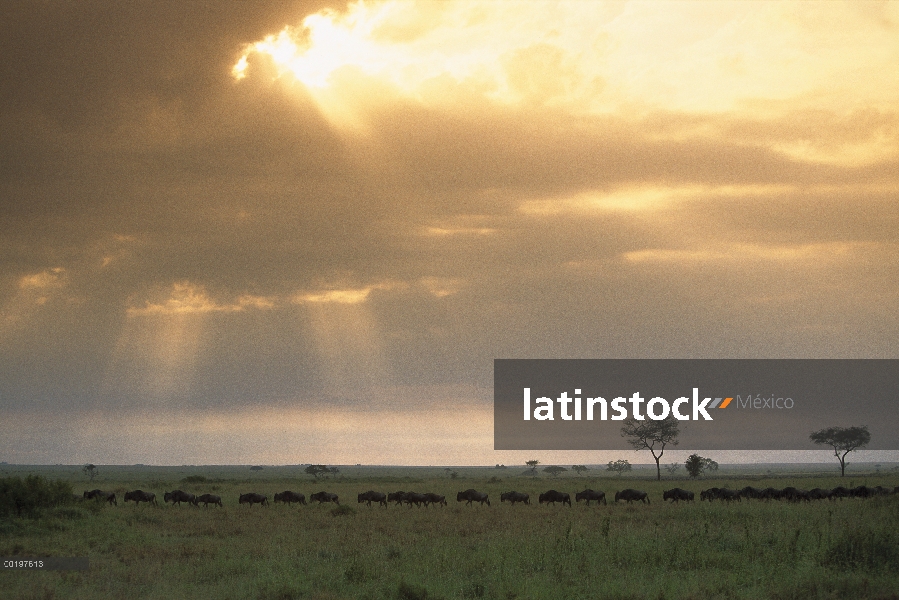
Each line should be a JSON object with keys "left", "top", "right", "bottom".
{"left": 1, "top": 1, "right": 898, "bottom": 464}
{"left": 127, "top": 282, "right": 276, "bottom": 316}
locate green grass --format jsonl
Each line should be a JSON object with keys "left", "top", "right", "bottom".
{"left": 1, "top": 466, "right": 897, "bottom": 599}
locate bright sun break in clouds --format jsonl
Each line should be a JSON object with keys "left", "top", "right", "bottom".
{"left": 235, "top": 0, "right": 899, "bottom": 155}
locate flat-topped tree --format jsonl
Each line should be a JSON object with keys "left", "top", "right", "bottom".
{"left": 810, "top": 426, "right": 871, "bottom": 477}
{"left": 606, "top": 459, "right": 631, "bottom": 477}
{"left": 82, "top": 464, "right": 98, "bottom": 482}
{"left": 621, "top": 415, "right": 680, "bottom": 481}
{"left": 304, "top": 464, "right": 330, "bottom": 479}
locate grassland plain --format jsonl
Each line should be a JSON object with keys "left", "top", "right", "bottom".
{"left": 1, "top": 465, "right": 898, "bottom": 600}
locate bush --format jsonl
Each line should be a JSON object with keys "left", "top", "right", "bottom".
{"left": 0, "top": 476, "right": 73, "bottom": 518}
{"left": 330, "top": 504, "right": 356, "bottom": 517}
{"left": 820, "top": 527, "right": 899, "bottom": 571}
{"left": 181, "top": 475, "right": 207, "bottom": 484}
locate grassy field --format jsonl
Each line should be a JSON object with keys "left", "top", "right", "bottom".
{"left": 1, "top": 465, "right": 898, "bottom": 600}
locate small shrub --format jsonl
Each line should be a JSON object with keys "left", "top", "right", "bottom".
{"left": 49, "top": 507, "right": 86, "bottom": 521}
{"left": 345, "top": 562, "right": 375, "bottom": 583}
{"left": 397, "top": 581, "right": 441, "bottom": 600}
{"left": 330, "top": 504, "right": 356, "bottom": 517}
{"left": 820, "top": 527, "right": 899, "bottom": 571}
{"left": 181, "top": 475, "right": 207, "bottom": 484}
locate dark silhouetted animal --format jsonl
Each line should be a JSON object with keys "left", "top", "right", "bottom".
{"left": 164, "top": 490, "right": 197, "bottom": 507}
{"left": 424, "top": 493, "right": 447, "bottom": 507}
{"left": 829, "top": 486, "right": 850, "bottom": 500}
{"left": 700, "top": 487, "right": 721, "bottom": 501}
{"left": 739, "top": 486, "right": 764, "bottom": 500}
{"left": 457, "top": 489, "right": 490, "bottom": 506}
{"left": 807, "top": 488, "right": 831, "bottom": 501}
{"left": 850, "top": 485, "right": 874, "bottom": 499}
{"left": 719, "top": 488, "right": 742, "bottom": 502}
{"left": 701, "top": 487, "right": 740, "bottom": 502}
{"left": 575, "top": 489, "right": 606, "bottom": 506}
{"left": 539, "top": 490, "right": 572, "bottom": 507}
{"left": 83, "top": 489, "right": 117, "bottom": 506}
{"left": 781, "top": 487, "right": 808, "bottom": 502}
{"left": 500, "top": 491, "right": 530, "bottom": 505}
{"left": 387, "top": 491, "right": 407, "bottom": 506}
{"left": 614, "top": 489, "right": 649, "bottom": 504}
{"left": 274, "top": 491, "right": 307, "bottom": 505}
{"left": 196, "top": 493, "right": 222, "bottom": 507}
{"left": 310, "top": 491, "right": 339, "bottom": 505}
{"left": 357, "top": 491, "right": 387, "bottom": 507}
{"left": 403, "top": 492, "right": 427, "bottom": 507}
{"left": 662, "top": 488, "right": 694, "bottom": 503}
{"left": 238, "top": 493, "right": 268, "bottom": 506}
{"left": 124, "top": 490, "right": 157, "bottom": 506}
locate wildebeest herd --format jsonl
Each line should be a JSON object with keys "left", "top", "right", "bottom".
{"left": 80, "top": 484, "right": 898, "bottom": 509}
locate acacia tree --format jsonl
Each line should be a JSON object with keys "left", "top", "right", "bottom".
{"left": 621, "top": 415, "right": 680, "bottom": 481}
{"left": 304, "top": 464, "right": 331, "bottom": 479}
{"left": 701, "top": 457, "right": 718, "bottom": 473}
{"left": 82, "top": 464, "right": 97, "bottom": 482}
{"left": 543, "top": 466, "right": 567, "bottom": 477}
{"left": 572, "top": 465, "right": 589, "bottom": 476}
{"left": 685, "top": 454, "right": 716, "bottom": 478}
{"left": 810, "top": 426, "right": 871, "bottom": 477}
{"left": 525, "top": 460, "right": 539, "bottom": 475}
{"left": 606, "top": 459, "right": 632, "bottom": 477}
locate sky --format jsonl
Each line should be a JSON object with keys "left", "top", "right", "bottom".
{"left": 1, "top": 1, "right": 898, "bottom": 466}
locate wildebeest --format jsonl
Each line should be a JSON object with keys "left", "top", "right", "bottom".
{"left": 456, "top": 489, "right": 490, "bottom": 506}
{"left": 700, "top": 487, "right": 721, "bottom": 501}
{"left": 310, "top": 491, "right": 340, "bottom": 505}
{"left": 238, "top": 492, "right": 268, "bottom": 506}
{"left": 274, "top": 491, "right": 307, "bottom": 505}
{"left": 83, "top": 489, "right": 117, "bottom": 506}
{"left": 196, "top": 493, "right": 222, "bottom": 507}
{"left": 387, "top": 491, "right": 407, "bottom": 506}
{"left": 403, "top": 492, "right": 428, "bottom": 507}
{"left": 357, "top": 491, "right": 387, "bottom": 507}
{"left": 849, "top": 485, "right": 874, "bottom": 499}
{"left": 124, "top": 490, "right": 157, "bottom": 506}
{"left": 614, "top": 489, "right": 649, "bottom": 504}
{"left": 424, "top": 493, "right": 447, "bottom": 507}
{"left": 662, "top": 488, "right": 694, "bottom": 503}
{"left": 164, "top": 490, "right": 198, "bottom": 507}
{"left": 700, "top": 487, "right": 740, "bottom": 502}
{"left": 719, "top": 488, "right": 742, "bottom": 502}
{"left": 575, "top": 489, "right": 606, "bottom": 506}
{"left": 758, "top": 487, "right": 782, "bottom": 500}
{"left": 829, "top": 486, "right": 850, "bottom": 500}
{"left": 739, "top": 486, "right": 764, "bottom": 500}
{"left": 539, "top": 490, "right": 572, "bottom": 507}
{"left": 807, "top": 488, "right": 831, "bottom": 501}
{"left": 500, "top": 491, "right": 530, "bottom": 505}
{"left": 780, "top": 487, "right": 809, "bottom": 502}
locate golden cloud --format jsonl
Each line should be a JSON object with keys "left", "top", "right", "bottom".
{"left": 127, "top": 282, "right": 276, "bottom": 316}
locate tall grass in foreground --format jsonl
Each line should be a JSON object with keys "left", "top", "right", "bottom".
{"left": 1, "top": 473, "right": 897, "bottom": 599}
